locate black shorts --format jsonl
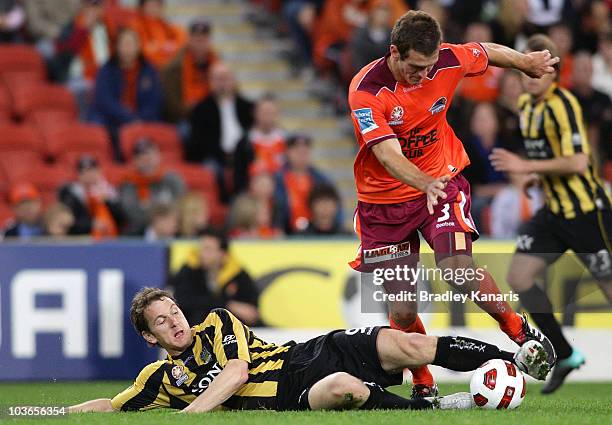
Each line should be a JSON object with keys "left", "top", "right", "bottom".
{"left": 516, "top": 207, "right": 612, "bottom": 280}
{"left": 275, "top": 326, "right": 402, "bottom": 411}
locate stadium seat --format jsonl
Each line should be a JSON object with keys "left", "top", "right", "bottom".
{"left": 100, "top": 162, "right": 130, "bottom": 187}
{"left": 605, "top": 161, "right": 612, "bottom": 183}
{"left": 4, "top": 165, "right": 73, "bottom": 204}
{"left": 27, "top": 109, "right": 79, "bottom": 137}
{"left": 0, "top": 124, "right": 44, "bottom": 155}
{"left": 119, "top": 122, "right": 183, "bottom": 163}
{"left": 0, "top": 44, "right": 46, "bottom": 81}
{"left": 11, "top": 83, "right": 78, "bottom": 119}
{"left": 0, "top": 151, "right": 46, "bottom": 182}
{"left": 42, "top": 123, "right": 112, "bottom": 162}
{"left": 0, "top": 84, "right": 11, "bottom": 119}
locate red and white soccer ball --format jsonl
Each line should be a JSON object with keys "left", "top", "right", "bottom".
{"left": 470, "top": 359, "right": 526, "bottom": 409}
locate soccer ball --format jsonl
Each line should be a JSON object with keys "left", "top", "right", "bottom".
{"left": 470, "top": 359, "right": 526, "bottom": 409}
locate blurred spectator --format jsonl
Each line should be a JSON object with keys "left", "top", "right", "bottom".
{"left": 43, "top": 202, "right": 75, "bottom": 239}
{"left": 178, "top": 192, "right": 210, "bottom": 238}
{"left": 573, "top": 0, "right": 610, "bottom": 53}
{"left": 282, "top": 0, "right": 322, "bottom": 71}
{"left": 462, "top": 102, "right": 508, "bottom": 227}
{"left": 548, "top": 23, "right": 574, "bottom": 88}
{"left": 490, "top": 0, "right": 529, "bottom": 48}
{"left": 495, "top": 69, "right": 524, "bottom": 152}
{"left": 187, "top": 62, "right": 254, "bottom": 200}
{"left": 524, "top": 0, "right": 572, "bottom": 33}
{"left": 119, "top": 138, "right": 185, "bottom": 235}
{"left": 54, "top": 0, "right": 113, "bottom": 115}
{"left": 570, "top": 51, "right": 612, "bottom": 162}
{"left": 230, "top": 192, "right": 281, "bottom": 239}
{"left": 592, "top": 31, "right": 612, "bottom": 99}
{"left": 88, "top": 27, "right": 162, "bottom": 156}
{"left": 490, "top": 173, "right": 543, "bottom": 238}
{"left": 1, "top": 183, "right": 44, "bottom": 239}
{"left": 458, "top": 21, "right": 503, "bottom": 102}
{"left": 23, "top": 0, "right": 80, "bottom": 59}
{"left": 161, "top": 18, "right": 218, "bottom": 123}
{"left": 58, "top": 155, "right": 125, "bottom": 238}
{"left": 170, "top": 228, "right": 261, "bottom": 326}
{"left": 234, "top": 94, "right": 286, "bottom": 193}
{"left": 0, "top": 0, "right": 25, "bottom": 42}
{"left": 130, "top": 0, "right": 187, "bottom": 69}
{"left": 301, "top": 183, "right": 346, "bottom": 235}
{"left": 274, "top": 133, "right": 334, "bottom": 233}
{"left": 349, "top": 0, "right": 391, "bottom": 73}
{"left": 143, "top": 202, "right": 178, "bottom": 241}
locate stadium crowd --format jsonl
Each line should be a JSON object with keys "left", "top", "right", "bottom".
{"left": 0, "top": 0, "right": 610, "bottom": 242}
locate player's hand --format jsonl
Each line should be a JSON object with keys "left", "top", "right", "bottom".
{"left": 522, "top": 49, "right": 560, "bottom": 78}
{"left": 425, "top": 175, "right": 450, "bottom": 215}
{"left": 490, "top": 148, "right": 530, "bottom": 174}
{"left": 522, "top": 173, "right": 541, "bottom": 199}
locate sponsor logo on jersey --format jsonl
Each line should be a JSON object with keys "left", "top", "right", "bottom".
{"left": 397, "top": 127, "right": 439, "bottom": 159}
{"left": 191, "top": 363, "right": 223, "bottom": 394}
{"left": 363, "top": 241, "right": 411, "bottom": 264}
{"left": 353, "top": 108, "right": 378, "bottom": 134}
{"left": 435, "top": 221, "right": 456, "bottom": 229}
{"left": 448, "top": 164, "right": 458, "bottom": 173}
{"left": 472, "top": 48, "right": 481, "bottom": 57}
{"left": 428, "top": 96, "right": 447, "bottom": 115}
{"left": 223, "top": 335, "right": 237, "bottom": 346}
{"left": 389, "top": 105, "right": 404, "bottom": 125}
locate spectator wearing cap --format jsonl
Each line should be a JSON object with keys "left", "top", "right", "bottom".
{"left": 234, "top": 94, "right": 286, "bottom": 193}
{"left": 273, "top": 134, "right": 337, "bottom": 234}
{"left": 161, "top": 19, "right": 218, "bottom": 124}
{"left": 187, "top": 62, "right": 254, "bottom": 201}
{"left": 143, "top": 202, "right": 179, "bottom": 241}
{"left": 119, "top": 138, "right": 185, "bottom": 235}
{"left": 88, "top": 27, "right": 162, "bottom": 157}
{"left": 53, "top": 0, "right": 113, "bottom": 92}
{"left": 300, "top": 183, "right": 347, "bottom": 235}
{"left": 129, "top": 0, "right": 187, "bottom": 69}
{"left": 1, "top": 183, "right": 44, "bottom": 239}
{"left": 58, "top": 155, "right": 125, "bottom": 238}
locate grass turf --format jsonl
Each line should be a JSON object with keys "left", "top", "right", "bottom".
{"left": 0, "top": 381, "right": 610, "bottom": 425}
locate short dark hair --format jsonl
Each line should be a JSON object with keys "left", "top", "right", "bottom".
{"left": 525, "top": 34, "right": 560, "bottom": 73}
{"left": 308, "top": 184, "right": 340, "bottom": 209}
{"left": 391, "top": 10, "right": 442, "bottom": 59}
{"left": 198, "top": 227, "right": 229, "bottom": 252}
{"left": 130, "top": 287, "right": 176, "bottom": 334}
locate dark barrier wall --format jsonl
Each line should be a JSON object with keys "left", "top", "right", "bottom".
{"left": 0, "top": 243, "right": 166, "bottom": 381}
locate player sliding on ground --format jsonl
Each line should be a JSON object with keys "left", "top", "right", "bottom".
{"left": 69, "top": 288, "right": 550, "bottom": 413}
{"left": 347, "top": 10, "right": 558, "bottom": 397}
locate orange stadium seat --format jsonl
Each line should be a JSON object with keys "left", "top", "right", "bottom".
{"left": 0, "top": 151, "right": 46, "bottom": 181}
{"left": 119, "top": 122, "right": 183, "bottom": 163}
{"left": 11, "top": 83, "right": 77, "bottom": 119}
{"left": 0, "top": 44, "right": 46, "bottom": 80}
{"left": 27, "top": 109, "right": 78, "bottom": 140}
{"left": 0, "top": 84, "right": 11, "bottom": 119}
{"left": 0, "top": 124, "right": 44, "bottom": 154}
{"left": 43, "top": 123, "right": 112, "bottom": 162}
{"left": 100, "top": 162, "right": 130, "bottom": 187}
{"left": 104, "top": 4, "right": 138, "bottom": 34}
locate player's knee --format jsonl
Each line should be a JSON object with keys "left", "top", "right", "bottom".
{"left": 327, "top": 373, "right": 368, "bottom": 407}
{"left": 506, "top": 267, "right": 534, "bottom": 291}
{"left": 398, "top": 333, "right": 432, "bottom": 365}
{"left": 390, "top": 311, "right": 417, "bottom": 329}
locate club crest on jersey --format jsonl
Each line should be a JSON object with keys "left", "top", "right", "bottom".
{"left": 353, "top": 107, "right": 378, "bottom": 134}
{"left": 389, "top": 106, "right": 404, "bottom": 125}
{"left": 429, "top": 97, "right": 447, "bottom": 115}
{"left": 171, "top": 365, "right": 189, "bottom": 386}
{"left": 200, "top": 348, "right": 212, "bottom": 364}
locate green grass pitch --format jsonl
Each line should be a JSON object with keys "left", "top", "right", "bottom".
{"left": 1, "top": 381, "right": 610, "bottom": 424}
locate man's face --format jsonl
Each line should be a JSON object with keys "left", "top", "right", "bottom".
{"left": 521, "top": 69, "right": 556, "bottom": 98}
{"left": 311, "top": 197, "right": 338, "bottom": 231}
{"left": 391, "top": 46, "right": 439, "bottom": 86}
{"left": 142, "top": 298, "right": 192, "bottom": 352}
{"left": 14, "top": 199, "right": 41, "bottom": 224}
{"left": 254, "top": 100, "right": 279, "bottom": 132}
{"left": 79, "top": 167, "right": 102, "bottom": 188}
{"left": 188, "top": 32, "right": 211, "bottom": 59}
{"left": 209, "top": 64, "right": 236, "bottom": 97}
{"left": 135, "top": 148, "right": 161, "bottom": 175}
{"left": 117, "top": 30, "right": 141, "bottom": 65}
{"left": 287, "top": 143, "right": 311, "bottom": 170}
{"left": 199, "top": 236, "right": 224, "bottom": 269}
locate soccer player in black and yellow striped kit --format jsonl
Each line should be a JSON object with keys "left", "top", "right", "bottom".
{"left": 69, "top": 287, "right": 550, "bottom": 413}
{"left": 490, "top": 34, "right": 612, "bottom": 394}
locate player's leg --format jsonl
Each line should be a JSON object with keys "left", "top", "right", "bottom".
{"left": 375, "top": 328, "right": 550, "bottom": 380}
{"left": 306, "top": 372, "right": 431, "bottom": 410}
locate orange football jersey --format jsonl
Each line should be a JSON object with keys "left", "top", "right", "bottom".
{"left": 348, "top": 42, "right": 489, "bottom": 204}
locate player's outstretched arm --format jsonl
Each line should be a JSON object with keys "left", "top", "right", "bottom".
{"left": 481, "top": 42, "right": 559, "bottom": 78}
{"left": 372, "top": 138, "right": 449, "bottom": 214}
{"left": 181, "top": 359, "right": 249, "bottom": 413}
{"left": 489, "top": 148, "right": 588, "bottom": 176}
{"left": 69, "top": 398, "right": 116, "bottom": 413}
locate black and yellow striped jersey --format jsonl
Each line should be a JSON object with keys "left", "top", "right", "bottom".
{"left": 110, "top": 308, "right": 293, "bottom": 411}
{"left": 518, "top": 83, "right": 611, "bottom": 218}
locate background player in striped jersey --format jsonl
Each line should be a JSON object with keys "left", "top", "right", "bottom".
{"left": 69, "top": 287, "right": 549, "bottom": 413}
{"left": 490, "top": 34, "right": 612, "bottom": 394}
{"left": 347, "top": 10, "right": 558, "bottom": 398}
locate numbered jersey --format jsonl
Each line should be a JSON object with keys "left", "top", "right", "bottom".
{"left": 348, "top": 43, "right": 489, "bottom": 204}
{"left": 111, "top": 308, "right": 293, "bottom": 411}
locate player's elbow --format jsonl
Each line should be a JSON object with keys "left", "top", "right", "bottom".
{"left": 228, "top": 359, "right": 249, "bottom": 386}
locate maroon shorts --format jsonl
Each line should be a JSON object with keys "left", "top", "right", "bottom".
{"left": 349, "top": 174, "right": 479, "bottom": 272}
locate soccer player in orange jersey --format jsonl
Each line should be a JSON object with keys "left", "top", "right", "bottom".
{"left": 347, "top": 11, "right": 559, "bottom": 398}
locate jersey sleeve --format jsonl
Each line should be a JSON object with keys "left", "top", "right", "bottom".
{"left": 548, "top": 92, "right": 589, "bottom": 156}
{"left": 348, "top": 90, "right": 396, "bottom": 147}
{"left": 454, "top": 42, "right": 489, "bottom": 77}
{"left": 110, "top": 362, "right": 168, "bottom": 411}
{"left": 203, "top": 308, "right": 251, "bottom": 367}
